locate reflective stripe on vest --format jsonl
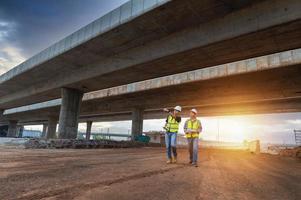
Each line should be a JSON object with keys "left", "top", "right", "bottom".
{"left": 186, "top": 119, "right": 200, "bottom": 138}
{"left": 165, "top": 115, "right": 179, "bottom": 133}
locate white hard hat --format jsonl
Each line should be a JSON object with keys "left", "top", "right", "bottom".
{"left": 174, "top": 106, "right": 182, "bottom": 112}
{"left": 191, "top": 108, "right": 198, "bottom": 114}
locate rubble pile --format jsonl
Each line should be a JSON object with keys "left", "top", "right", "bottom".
{"left": 279, "top": 146, "right": 301, "bottom": 158}
{"left": 24, "top": 139, "right": 159, "bottom": 149}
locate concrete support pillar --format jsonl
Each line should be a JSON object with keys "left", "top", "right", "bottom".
{"left": 131, "top": 108, "right": 144, "bottom": 140}
{"left": 17, "top": 125, "right": 24, "bottom": 138}
{"left": 58, "top": 88, "right": 83, "bottom": 139}
{"left": 0, "top": 109, "right": 3, "bottom": 120}
{"left": 86, "top": 121, "right": 92, "bottom": 140}
{"left": 7, "top": 120, "right": 18, "bottom": 137}
{"left": 46, "top": 117, "right": 57, "bottom": 139}
{"left": 41, "top": 123, "right": 48, "bottom": 138}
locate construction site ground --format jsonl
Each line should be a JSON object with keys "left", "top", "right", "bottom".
{"left": 0, "top": 147, "right": 300, "bottom": 200}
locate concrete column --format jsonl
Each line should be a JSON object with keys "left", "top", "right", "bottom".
{"left": 131, "top": 108, "right": 144, "bottom": 140}
{"left": 7, "top": 120, "right": 18, "bottom": 137}
{"left": 86, "top": 121, "right": 92, "bottom": 140}
{"left": 17, "top": 125, "right": 24, "bottom": 138}
{"left": 0, "top": 109, "right": 3, "bottom": 120}
{"left": 58, "top": 88, "right": 83, "bottom": 139}
{"left": 41, "top": 123, "right": 48, "bottom": 138}
{"left": 46, "top": 117, "right": 57, "bottom": 139}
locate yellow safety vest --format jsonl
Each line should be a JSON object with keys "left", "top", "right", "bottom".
{"left": 165, "top": 115, "right": 180, "bottom": 133}
{"left": 186, "top": 119, "right": 201, "bottom": 138}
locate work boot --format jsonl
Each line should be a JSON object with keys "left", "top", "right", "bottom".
{"left": 189, "top": 160, "right": 192, "bottom": 164}
{"left": 192, "top": 162, "right": 198, "bottom": 167}
{"left": 166, "top": 159, "right": 172, "bottom": 164}
{"left": 172, "top": 157, "right": 177, "bottom": 163}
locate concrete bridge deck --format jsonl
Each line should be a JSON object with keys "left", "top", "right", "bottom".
{"left": 0, "top": 147, "right": 300, "bottom": 200}
{"left": 0, "top": 0, "right": 301, "bottom": 109}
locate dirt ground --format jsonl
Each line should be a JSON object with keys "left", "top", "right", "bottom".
{"left": 0, "top": 147, "right": 300, "bottom": 200}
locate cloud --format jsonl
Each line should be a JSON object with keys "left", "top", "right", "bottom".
{"left": 0, "top": 45, "right": 25, "bottom": 75}
{"left": 0, "top": 21, "right": 12, "bottom": 40}
{"left": 0, "top": 20, "right": 25, "bottom": 75}
{"left": 0, "top": 0, "right": 129, "bottom": 58}
{"left": 0, "top": 20, "right": 17, "bottom": 42}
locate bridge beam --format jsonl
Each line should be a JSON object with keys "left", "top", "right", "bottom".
{"left": 131, "top": 108, "right": 144, "bottom": 140}
{"left": 58, "top": 88, "right": 83, "bottom": 139}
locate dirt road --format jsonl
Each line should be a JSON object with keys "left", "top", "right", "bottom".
{"left": 0, "top": 147, "right": 300, "bottom": 200}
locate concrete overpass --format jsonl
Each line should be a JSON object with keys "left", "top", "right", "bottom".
{"left": 2, "top": 48, "right": 301, "bottom": 138}
{"left": 1, "top": 0, "right": 301, "bottom": 139}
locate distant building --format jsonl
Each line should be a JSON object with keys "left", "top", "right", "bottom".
{"left": 22, "top": 130, "right": 42, "bottom": 138}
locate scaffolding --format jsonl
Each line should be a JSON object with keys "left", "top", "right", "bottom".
{"left": 294, "top": 130, "right": 301, "bottom": 145}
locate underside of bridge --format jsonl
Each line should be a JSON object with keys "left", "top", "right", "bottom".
{"left": 3, "top": 60, "right": 301, "bottom": 123}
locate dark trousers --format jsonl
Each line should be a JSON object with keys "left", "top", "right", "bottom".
{"left": 187, "top": 137, "right": 199, "bottom": 163}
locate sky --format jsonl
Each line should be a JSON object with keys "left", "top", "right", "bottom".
{"left": 1, "top": 0, "right": 301, "bottom": 144}
{"left": 0, "top": 0, "right": 128, "bottom": 74}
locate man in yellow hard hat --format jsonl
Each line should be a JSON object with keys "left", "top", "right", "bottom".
{"left": 163, "top": 106, "right": 182, "bottom": 164}
{"left": 184, "top": 108, "right": 202, "bottom": 167}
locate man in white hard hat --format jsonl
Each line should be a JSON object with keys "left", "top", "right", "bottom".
{"left": 184, "top": 108, "right": 202, "bottom": 167}
{"left": 163, "top": 106, "right": 182, "bottom": 164}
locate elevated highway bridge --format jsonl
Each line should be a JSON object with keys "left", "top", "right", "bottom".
{"left": 1, "top": 0, "right": 301, "bottom": 139}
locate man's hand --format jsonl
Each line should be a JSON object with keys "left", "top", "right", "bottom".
{"left": 186, "top": 129, "right": 197, "bottom": 133}
{"left": 163, "top": 108, "right": 169, "bottom": 112}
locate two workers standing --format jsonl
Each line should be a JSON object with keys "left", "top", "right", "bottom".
{"left": 163, "top": 106, "right": 202, "bottom": 166}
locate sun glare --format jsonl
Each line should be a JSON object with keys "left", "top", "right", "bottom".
{"left": 218, "top": 117, "right": 250, "bottom": 142}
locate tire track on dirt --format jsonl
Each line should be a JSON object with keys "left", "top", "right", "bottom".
{"left": 13, "top": 165, "right": 186, "bottom": 200}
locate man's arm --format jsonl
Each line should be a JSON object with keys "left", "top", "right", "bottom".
{"left": 163, "top": 115, "right": 169, "bottom": 131}
{"left": 198, "top": 120, "right": 202, "bottom": 133}
{"left": 163, "top": 108, "right": 172, "bottom": 115}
